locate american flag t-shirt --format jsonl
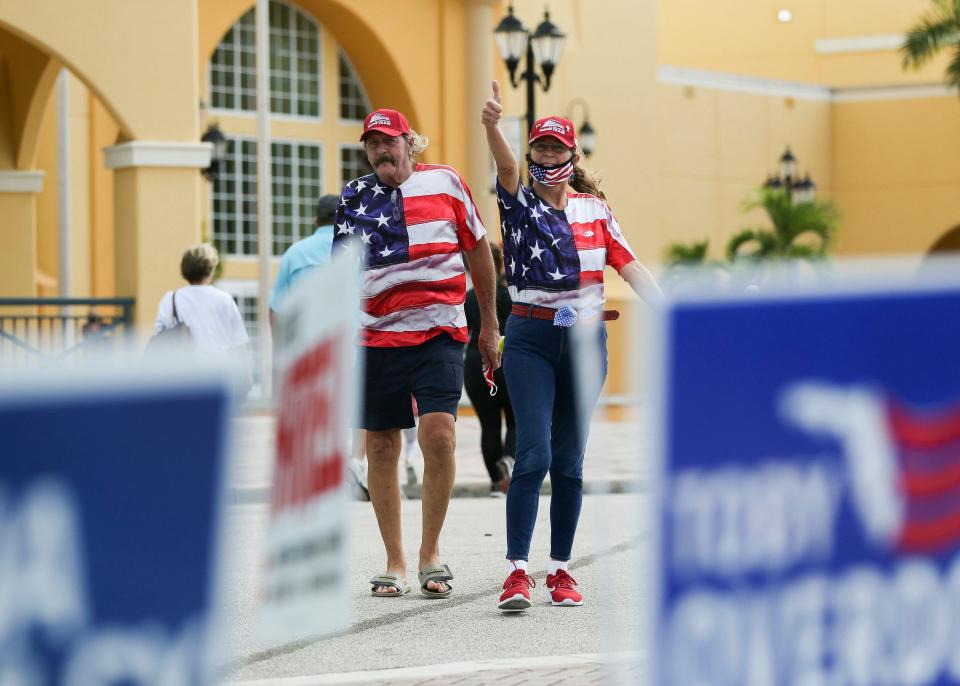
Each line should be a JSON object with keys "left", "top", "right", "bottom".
{"left": 334, "top": 164, "right": 486, "bottom": 347}
{"left": 497, "top": 181, "right": 636, "bottom": 315}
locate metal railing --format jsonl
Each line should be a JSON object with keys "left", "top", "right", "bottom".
{"left": 0, "top": 298, "right": 135, "bottom": 367}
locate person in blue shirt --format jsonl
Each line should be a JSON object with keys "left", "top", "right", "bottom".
{"left": 268, "top": 193, "right": 339, "bottom": 326}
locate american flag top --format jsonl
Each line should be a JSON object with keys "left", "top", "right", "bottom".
{"left": 496, "top": 181, "right": 636, "bottom": 316}
{"left": 332, "top": 164, "right": 485, "bottom": 347}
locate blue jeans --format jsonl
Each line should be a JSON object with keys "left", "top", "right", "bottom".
{"left": 502, "top": 314, "right": 608, "bottom": 561}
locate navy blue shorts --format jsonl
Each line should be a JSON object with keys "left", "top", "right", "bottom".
{"left": 361, "top": 334, "right": 465, "bottom": 431}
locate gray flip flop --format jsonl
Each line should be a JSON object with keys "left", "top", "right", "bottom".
{"left": 369, "top": 574, "right": 410, "bottom": 597}
{"left": 418, "top": 564, "right": 454, "bottom": 598}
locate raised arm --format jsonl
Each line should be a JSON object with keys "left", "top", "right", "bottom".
{"left": 481, "top": 80, "right": 520, "bottom": 197}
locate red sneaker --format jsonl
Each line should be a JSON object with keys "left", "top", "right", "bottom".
{"left": 545, "top": 569, "right": 582, "bottom": 606}
{"left": 498, "top": 568, "right": 535, "bottom": 611}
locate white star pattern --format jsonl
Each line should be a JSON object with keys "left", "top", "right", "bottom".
{"left": 355, "top": 179, "right": 367, "bottom": 192}
{"left": 529, "top": 241, "right": 545, "bottom": 261}
{"left": 375, "top": 212, "right": 390, "bottom": 227}
{"left": 371, "top": 183, "right": 386, "bottom": 196}
{"left": 380, "top": 246, "right": 395, "bottom": 257}
{"left": 508, "top": 257, "right": 515, "bottom": 274}
{"left": 539, "top": 203, "right": 552, "bottom": 215}
{"left": 530, "top": 206, "right": 542, "bottom": 221}
{"left": 336, "top": 221, "right": 355, "bottom": 235}
{"left": 356, "top": 203, "right": 368, "bottom": 216}
{"left": 548, "top": 268, "right": 565, "bottom": 281}
{"left": 521, "top": 263, "right": 531, "bottom": 277}
{"left": 360, "top": 231, "right": 373, "bottom": 245}
{"left": 551, "top": 235, "right": 562, "bottom": 247}
{"left": 512, "top": 228, "right": 521, "bottom": 244}
{"left": 340, "top": 196, "right": 348, "bottom": 206}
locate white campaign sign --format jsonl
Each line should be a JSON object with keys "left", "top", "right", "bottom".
{"left": 256, "top": 247, "right": 360, "bottom": 647}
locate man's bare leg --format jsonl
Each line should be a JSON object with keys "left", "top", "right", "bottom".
{"left": 418, "top": 412, "right": 456, "bottom": 593}
{"left": 366, "top": 428, "right": 405, "bottom": 593}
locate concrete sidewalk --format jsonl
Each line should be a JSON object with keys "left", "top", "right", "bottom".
{"left": 227, "top": 412, "right": 651, "bottom": 503}
{"left": 217, "top": 494, "right": 650, "bottom": 685}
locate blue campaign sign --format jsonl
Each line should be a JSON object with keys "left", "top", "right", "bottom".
{"left": 654, "top": 282, "right": 960, "bottom": 686}
{"left": 0, "top": 373, "right": 230, "bottom": 685}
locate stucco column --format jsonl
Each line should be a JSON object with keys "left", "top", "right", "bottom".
{"left": 105, "top": 141, "right": 211, "bottom": 332}
{"left": 464, "top": 0, "right": 498, "bottom": 238}
{"left": 0, "top": 171, "right": 44, "bottom": 296}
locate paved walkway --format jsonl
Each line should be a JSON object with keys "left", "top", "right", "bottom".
{"left": 223, "top": 653, "right": 647, "bottom": 685}
{"left": 227, "top": 411, "right": 651, "bottom": 502}
{"left": 217, "top": 494, "right": 650, "bottom": 685}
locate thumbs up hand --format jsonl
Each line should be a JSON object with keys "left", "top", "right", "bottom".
{"left": 481, "top": 80, "right": 503, "bottom": 128}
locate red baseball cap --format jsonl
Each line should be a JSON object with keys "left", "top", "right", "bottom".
{"left": 528, "top": 116, "right": 577, "bottom": 148}
{"left": 361, "top": 108, "right": 411, "bottom": 140}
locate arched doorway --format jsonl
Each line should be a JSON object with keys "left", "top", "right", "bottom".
{"left": 0, "top": 1, "right": 211, "bottom": 327}
{"left": 927, "top": 225, "right": 960, "bottom": 255}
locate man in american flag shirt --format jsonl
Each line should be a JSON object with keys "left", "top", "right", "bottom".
{"left": 333, "top": 108, "right": 500, "bottom": 599}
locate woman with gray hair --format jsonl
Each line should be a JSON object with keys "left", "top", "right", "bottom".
{"left": 153, "top": 243, "right": 252, "bottom": 393}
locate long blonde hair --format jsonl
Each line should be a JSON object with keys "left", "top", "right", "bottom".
{"left": 405, "top": 130, "right": 429, "bottom": 161}
{"left": 570, "top": 163, "right": 606, "bottom": 200}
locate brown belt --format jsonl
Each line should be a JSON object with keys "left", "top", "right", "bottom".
{"left": 510, "top": 303, "right": 620, "bottom": 322}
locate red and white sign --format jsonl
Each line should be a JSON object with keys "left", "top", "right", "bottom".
{"left": 257, "top": 247, "right": 359, "bottom": 647}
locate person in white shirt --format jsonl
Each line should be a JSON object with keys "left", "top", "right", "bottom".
{"left": 153, "top": 243, "right": 252, "bottom": 393}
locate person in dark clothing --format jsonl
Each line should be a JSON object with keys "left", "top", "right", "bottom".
{"left": 464, "top": 243, "right": 516, "bottom": 496}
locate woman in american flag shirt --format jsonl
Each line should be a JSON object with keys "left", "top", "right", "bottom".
{"left": 481, "top": 81, "right": 662, "bottom": 612}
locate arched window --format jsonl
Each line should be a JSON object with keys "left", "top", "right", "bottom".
{"left": 209, "top": 1, "right": 321, "bottom": 118}
{"left": 338, "top": 49, "right": 370, "bottom": 121}
{"left": 207, "top": 2, "right": 374, "bottom": 261}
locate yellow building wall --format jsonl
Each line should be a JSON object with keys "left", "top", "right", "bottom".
{"left": 657, "top": 82, "right": 832, "bottom": 260}
{"left": 90, "top": 94, "right": 118, "bottom": 297}
{"left": 34, "top": 86, "right": 59, "bottom": 291}
{"left": 0, "top": 0, "right": 200, "bottom": 141}
{"left": 0, "top": 194, "right": 37, "bottom": 297}
{"left": 67, "top": 72, "right": 91, "bottom": 297}
{"left": 660, "top": 0, "right": 949, "bottom": 87}
{"left": 30, "top": 72, "right": 119, "bottom": 297}
{"left": 832, "top": 96, "right": 960, "bottom": 255}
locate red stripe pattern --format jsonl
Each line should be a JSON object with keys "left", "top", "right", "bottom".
{"left": 888, "top": 399, "right": 960, "bottom": 553}
{"left": 334, "top": 164, "right": 485, "bottom": 347}
{"left": 497, "top": 183, "right": 638, "bottom": 313}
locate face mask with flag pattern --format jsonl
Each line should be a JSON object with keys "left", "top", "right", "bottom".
{"left": 528, "top": 159, "right": 574, "bottom": 186}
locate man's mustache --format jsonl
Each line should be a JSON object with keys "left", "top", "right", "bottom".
{"left": 374, "top": 154, "right": 395, "bottom": 166}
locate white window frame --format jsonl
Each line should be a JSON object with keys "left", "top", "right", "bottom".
{"left": 207, "top": 0, "right": 323, "bottom": 122}
{"left": 337, "top": 142, "right": 372, "bottom": 189}
{"left": 337, "top": 49, "right": 371, "bottom": 125}
{"left": 212, "top": 135, "right": 324, "bottom": 258}
{"left": 270, "top": 138, "right": 325, "bottom": 256}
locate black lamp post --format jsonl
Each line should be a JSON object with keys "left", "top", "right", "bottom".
{"left": 494, "top": 5, "right": 566, "bottom": 140}
{"left": 764, "top": 146, "right": 817, "bottom": 203}
{"left": 565, "top": 98, "right": 596, "bottom": 157}
{"left": 201, "top": 123, "right": 229, "bottom": 182}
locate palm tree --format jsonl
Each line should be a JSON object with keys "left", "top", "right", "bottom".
{"left": 664, "top": 239, "right": 709, "bottom": 266}
{"left": 726, "top": 188, "right": 839, "bottom": 262}
{"left": 901, "top": 0, "right": 960, "bottom": 90}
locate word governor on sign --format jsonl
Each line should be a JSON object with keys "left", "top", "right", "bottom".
{"left": 668, "top": 459, "right": 842, "bottom": 578}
